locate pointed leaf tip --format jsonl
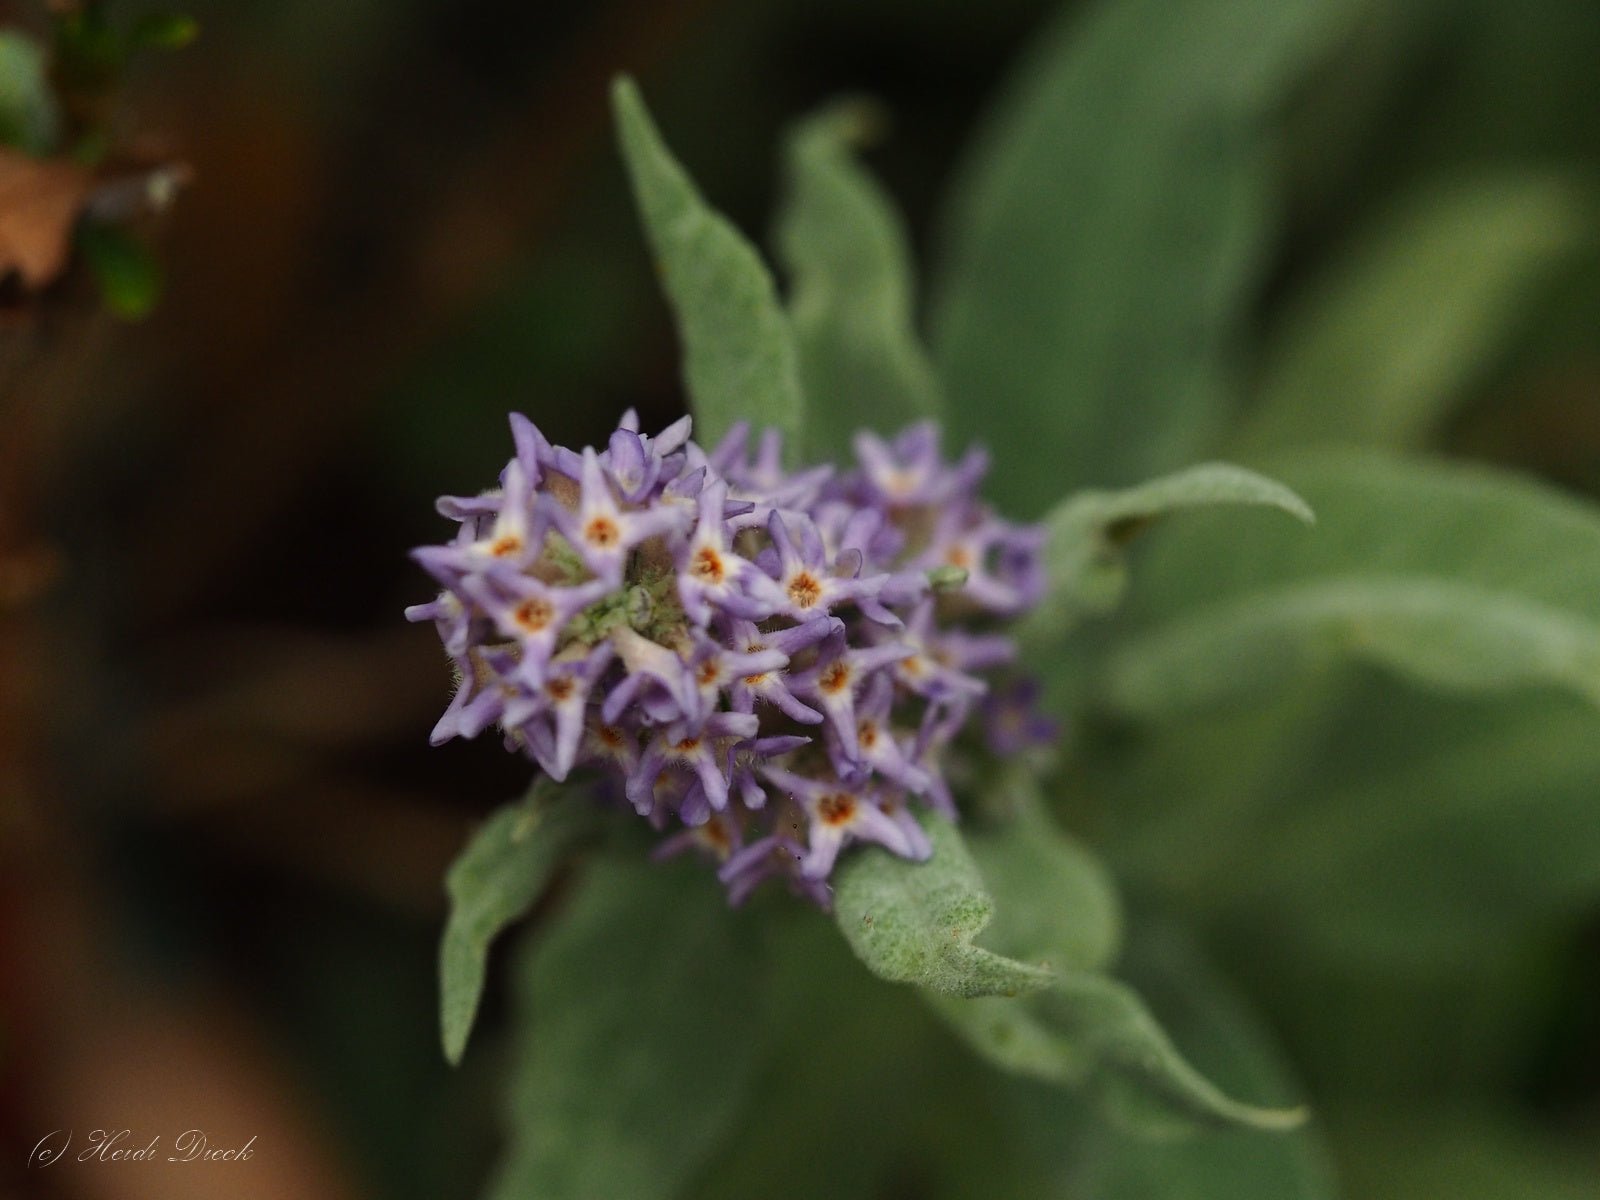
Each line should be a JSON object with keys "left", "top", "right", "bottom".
{"left": 612, "top": 74, "right": 805, "bottom": 454}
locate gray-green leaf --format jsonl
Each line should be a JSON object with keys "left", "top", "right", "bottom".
{"left": 931, "top": 0, "right": 1362, "bottom": 514}
{"left": 612, "top": 77, "right": 804, "bottom": 453}
{"left": 833, "top": 816, "right": 1053, "bottom": 997}
{"left": 1019, "top": 462, "right": 1313, "bottom": 649}
{"left": 968, "top": 769, "right": 1122, "bottom": 975}
{"left": 776, "top": 99, "right": 942, "bottom": 461}
{"left": 928, "top": 972, "right": 1305, "bottom": 1136}
{"left": 439, "top": 785, "right": 595, "bottom": 1065}
{"left": 1236, "top": 173, "right": 1590, "bottom": 455}
{"left": 1065, "top": 927, "right": 1334, "bottom": 1196}
{"left": 486, "top": 858, "right": 763, "bottom": 1200}
{"left": 1105, "top": 450, "right": 1600, "bottom": 717}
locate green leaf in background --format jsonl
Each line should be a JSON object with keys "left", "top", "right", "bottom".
{"left": 612, "top": 77, "right": 805, "bottom": 453}
{"left": 1105, "top": 450, "right": 1600, "bottom": 718}
{"left": 1333, "top": 1107, "right": 1600, "bottom": 1200}
{"left": 486, "top": 857, "right": 763, "bottom": 1200}
{"left": 1018, "top": 462, "right": 1313, "bottom": 650}
{"left": 77, "top": 222, "right": 164, "bottom": 319}
{"left": 1230, "top": 682, "right": 1600, "bottom": 966}
{"left": 968, "top": 767, "right": 1122, "bottom": 976}
{"left": 1063, "top": 927, "right": 1335, "bottom": 1198}
{"left": 0, "top": 31, "right": 60, "bottom": 155}
{"left": 916, "top": 786, "right": 1301, "bottom": 1136}
{"left": 832, "top": 815, "right": 1053, "bottom": 997}
{"left": 1236, "top": 173, "right": 1590, "bottom": 455}
{"left": 690, "top": 910, "right": 971, "bottom": 1200}
{"left": 927, "top": 967, "right": 1306, "bottom": 1137}
{"left": 776, "top": 99, "right": 942, "bottom": 461}
{"left": 932, "top": 0, "right": 1361, "bottom": 515}
{"left": 836, "top": 788, "right": 1293, "bottom": 1134}
{"left": 438, "top": 784, "right": 596, "bottom": 1065}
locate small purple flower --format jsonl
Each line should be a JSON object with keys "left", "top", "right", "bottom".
{"left": 761, "top": 767, "right": 928, "bottom": 879}
{"left": 982, "top": 677, "right": 1062, "bottom": 757}
{"left": 408, "top": 411, "right": 1050, "bottom": 905}
{"left": 551, "top": 448, "right": 683, "bottom": 586}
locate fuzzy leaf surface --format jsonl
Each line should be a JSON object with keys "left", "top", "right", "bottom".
{"left": 833, "top": 816, "right": 1053, "bottom": 998}
{"left": 1106, "top": 451, "right": 1600, "bottom": 716}
{"left": 1236, "top": 173, "right": 1590, "bottom": 455}
{"left": 486, "top": 858, "right": 762, "bottom": 1200}
{"left": 777, "top": 100, "right": 942, "bottom": 461}
{"left": 613, "top": 77, "right": 804, "bottom": 451}
{"left": 1020, "top": 462, "right": 1313, "bottom": 649}
{"left": 439, "top": 785, "right": 594, "bottom": 1064}
{"left": 932, "top": 0, "right": 1360, "bottom": 514}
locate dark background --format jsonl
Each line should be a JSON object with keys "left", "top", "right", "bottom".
{"left": 2, "top": 1, "right": 1598, "bottom": 1197}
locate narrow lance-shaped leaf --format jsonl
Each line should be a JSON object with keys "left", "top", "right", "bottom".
{"left": 1018, "top": 462, "right": 1313, "bottom": 650}
{"left": 1064, "top": 927, "right": 1335, "bottom": 1196}
{"left": 1235, "top": 173, "right": 1590, "bottom": 456}
{"left": 836, "top": 810, "right": 1296, "bottom": 1133}
{"left": 486, "top": 858, "right": 764, "bottom": 1200}
{"left": 1105, "top": 450, "right": 1600, "bottom": 718}
{"left": 931, "top": 0, "right": 1363, "bottom": 514}
{"left": 612, "top": 77, "right": 804, "bottom": 452}
{"left": 833, "top": 816, "right": 1052, "bottom": 998}
{"left": 776, "top": 99, "right": 942, "bottom": 461}
{"left": 927, "top": 965, "right": 1305, "bottom": 1137}
{"left": 967, "top": 767, "right": 1122, "bottom": 976}
{"left": 438, "top": 783, "right": 596, "bottom": 1065}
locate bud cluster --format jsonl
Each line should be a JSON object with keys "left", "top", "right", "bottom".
{"left": 408, "top": 413, "right": 1051, "bottom": 904}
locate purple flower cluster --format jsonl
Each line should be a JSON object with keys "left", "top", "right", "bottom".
{"left": 408, "top": 412, "right": 1050, "bottom": 905}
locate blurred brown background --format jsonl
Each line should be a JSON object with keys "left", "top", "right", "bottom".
{"left": 2, "top": 0, "right": 1598, "bottom": 1196}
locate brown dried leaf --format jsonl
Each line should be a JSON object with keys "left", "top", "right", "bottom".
{"left": 0, "top": 146, "right": 93, "bottom": 290}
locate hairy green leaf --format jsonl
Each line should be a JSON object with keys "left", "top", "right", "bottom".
{"left": 1019, "top": 463, "right": 1313, "bottom": 649}
{"left": 439, "top": 784, "right": 594, "bottom": 1065}
{"left": 833, "top": 816, "right": 1053, "bottom": 997}
{"left": 486, "top": 858, "right": 762, "bottom": 1200}
{"left": 932, "top": 0, "right": 1361, "bottom": 514}
{"left": 1064, "top": 928, "right": 1334, "bottom": 1196}
{"left": 612, "top": 77, "right": 804, "bottom": 453}
{"left": 1237, "top": 174, "right": 1590, "bottom": 455}
{"left": 969, "top": 769, "right": 1122, "bottom": 975}
{"left": 776, "top": 99, "right": 942, "bottom": 460}
{"left": 928, "top": 972, "right": 1305, "bottom": 1137}
{"left": 690, "top": 911, "right": 962, "bottom": 1200}
{"left": 1105, "top": 451, "right": 1600, "bottom": 716}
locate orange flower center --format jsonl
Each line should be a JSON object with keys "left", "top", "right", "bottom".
{"left": 819, "top": 662, "right": 851, "bottom": 695}
{"left": 787, "top": 572, "right": 822, "bottom": 608}
{"left": 488, "top": 534, "right": 523, "bottom": 558}
{"left": 514, "top": 597, "right": 555, "bottom": 632}
{"left": 691, "top": 546, "right": 725, "bottom": 584}
{"left": 546, "top": 677, "right": 575, "bottom": 702}
{"left": 818, "top": 794, "right": 856, "bottom": 826}
{"left": 584, "top": 516, "right": 621, "bottom": 548}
